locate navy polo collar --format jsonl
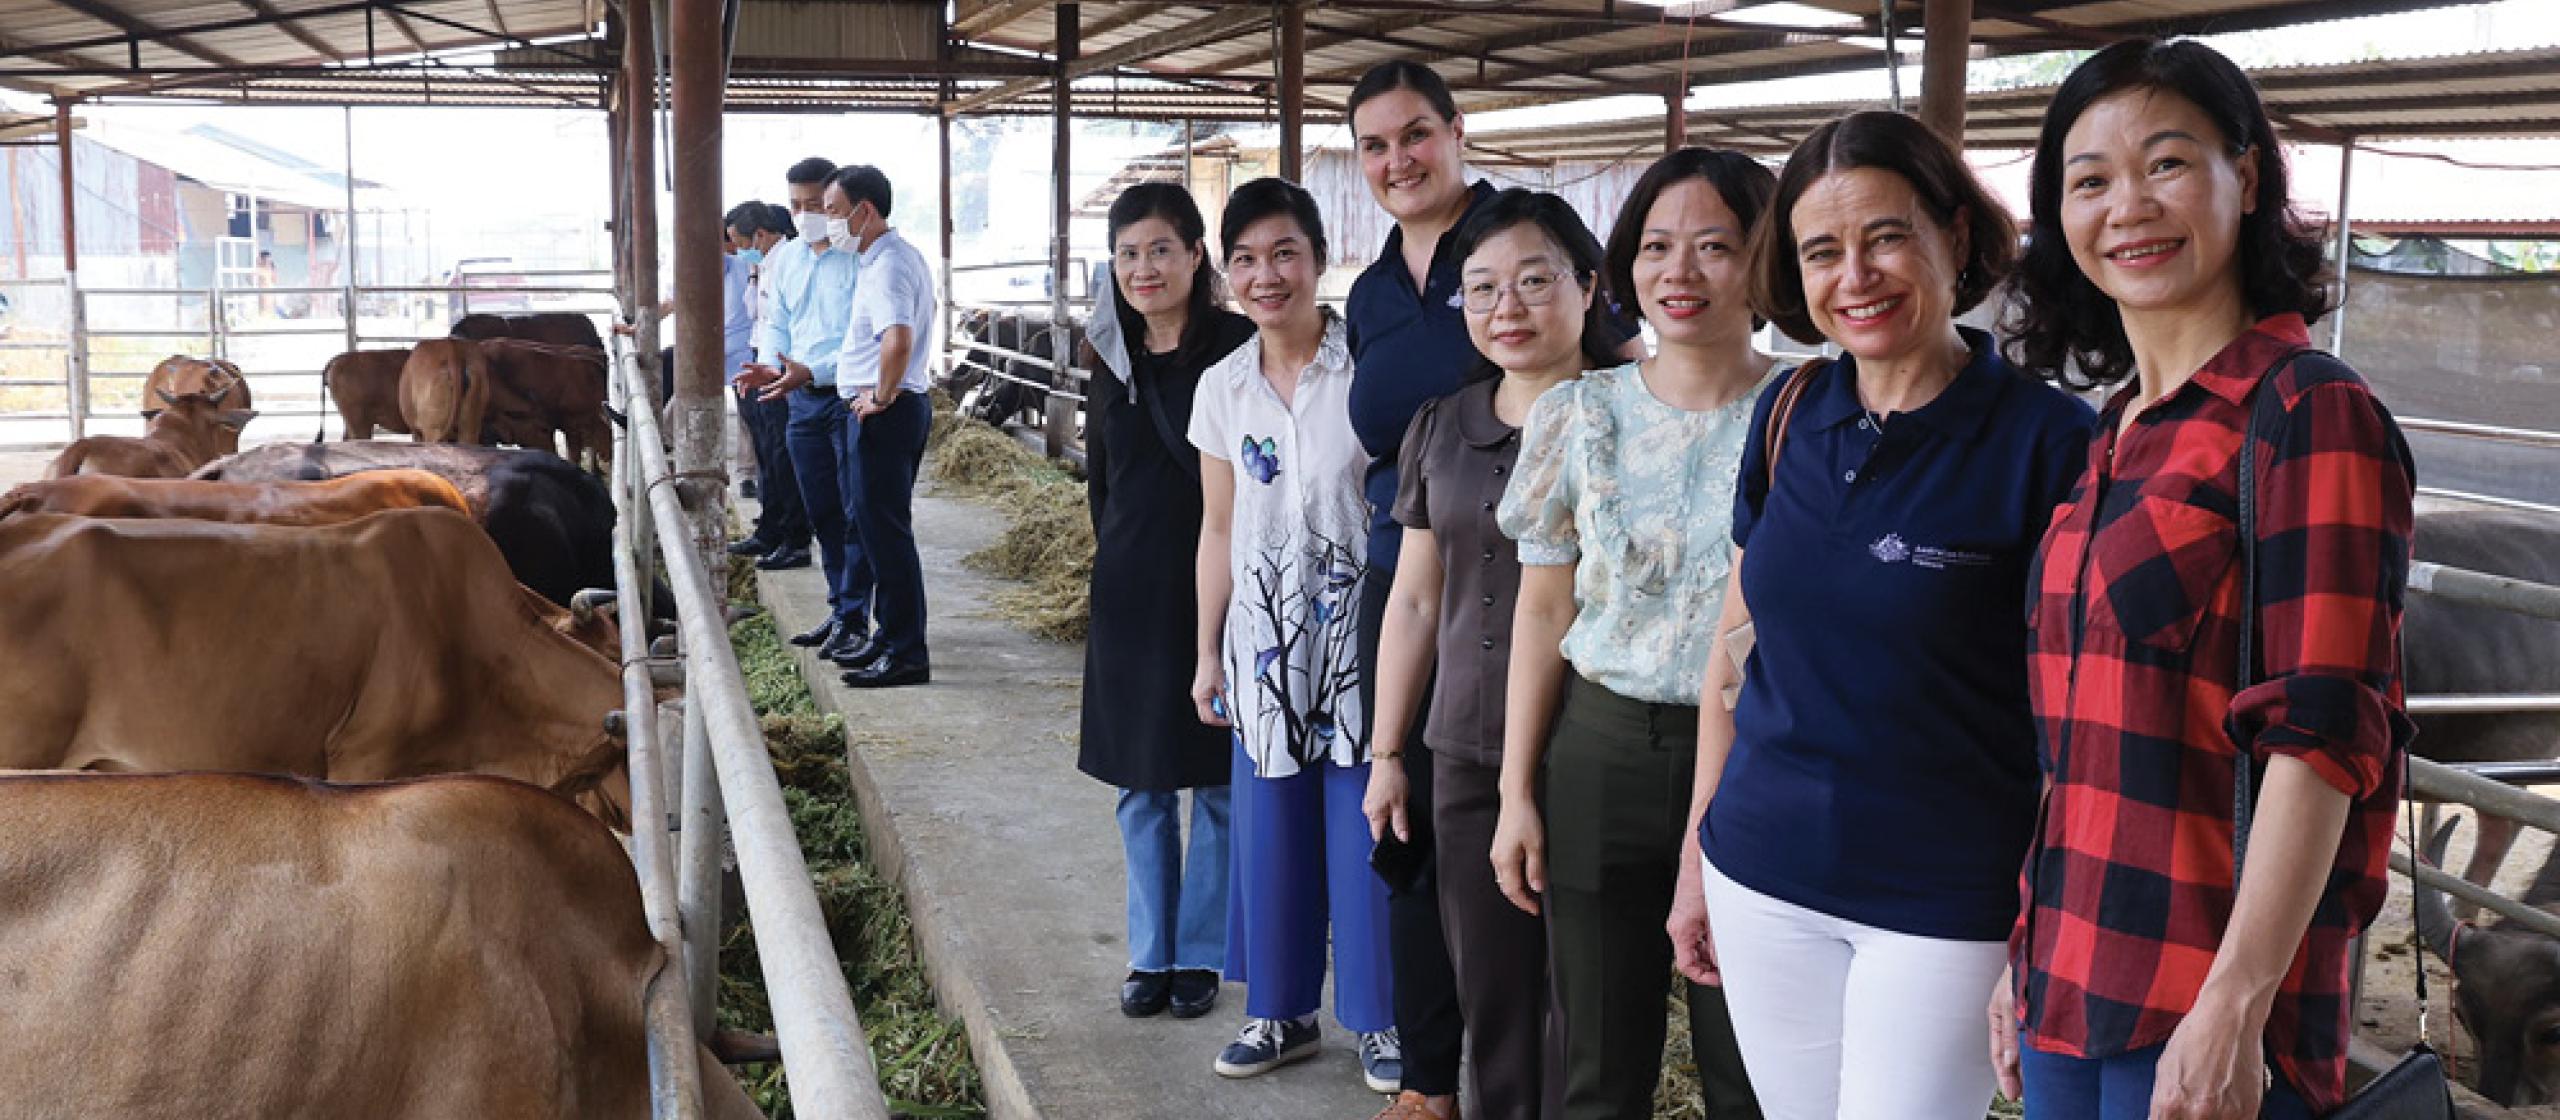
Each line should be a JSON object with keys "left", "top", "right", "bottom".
{"left": 1376, "top": 179, "right": 1498, "bottom": 296}
{"left": 1807, "top": 326, "right": 2009, "bottom": 444}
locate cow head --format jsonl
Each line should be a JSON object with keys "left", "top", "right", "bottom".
{"left": 2417, "top": 815, "right": 2560, "bottom": 1106}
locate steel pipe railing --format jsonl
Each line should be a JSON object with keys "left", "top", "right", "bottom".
{"left": 610, "top": 347, "right": 891, "bottom": 1120}
{"left": 607, "top": 383, "right": 707, "bottom": 1120}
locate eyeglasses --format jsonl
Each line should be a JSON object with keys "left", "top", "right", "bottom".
{"left": 1460, "top": 270, "right": 1580, "bottom": 313}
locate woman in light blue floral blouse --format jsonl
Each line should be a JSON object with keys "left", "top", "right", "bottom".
{"left": 1491, "top": 147, "right": 1777, "bottom": 1120}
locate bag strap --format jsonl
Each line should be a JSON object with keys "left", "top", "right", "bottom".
{"left": 2229, "top": 349, "right": 2433, "bottom": 1045}
{"left": 1762, "top": 359, "right": 1824, "bottom": 493}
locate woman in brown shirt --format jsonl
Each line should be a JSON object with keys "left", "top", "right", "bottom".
{"left": 1361, "top": 188, "right": 1620, "bottom": 1120}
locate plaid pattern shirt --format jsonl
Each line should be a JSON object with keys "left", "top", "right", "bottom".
{"left": 2011, "top": 314, "right": 2417, "bottom": 1112}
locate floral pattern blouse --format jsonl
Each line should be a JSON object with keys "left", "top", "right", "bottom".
{"left": 1498, "top": 361, "right": 1774, "bottom": 705}
{"left": 1188, "top": 312, "right": 1372, "bottom": 778}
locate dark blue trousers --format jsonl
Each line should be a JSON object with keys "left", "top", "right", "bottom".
{"left": 784, "top": 387, "right": 871, "bottom": 631}
{"left": 740, "top": 389, "right": 810, "bottom": 550}
{"left": 844, "top": 388, "right": 930, "bottom": 666}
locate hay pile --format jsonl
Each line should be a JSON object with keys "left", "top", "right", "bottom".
{"left": 719, "top": 579, "right": 987, "bottom": 1119}
{"left": 925, "top": 414, "right": 1093, "bottom": 643}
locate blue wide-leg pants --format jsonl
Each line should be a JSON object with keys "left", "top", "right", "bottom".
{"left": 1224, "top": 741, "right": 1394, "bottom": 1030}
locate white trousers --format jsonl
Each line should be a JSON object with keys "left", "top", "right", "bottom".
{"left": 1700, "top": 853, "right": 2009, "bottom": 1120}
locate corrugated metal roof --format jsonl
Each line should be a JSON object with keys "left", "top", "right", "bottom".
{"left": 0, "top": 0, "right": 2547, "bottom": 138}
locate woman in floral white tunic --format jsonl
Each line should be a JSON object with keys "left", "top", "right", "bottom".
{"left": 1189, "top": 177, "right": 1398, "bottom": 1090}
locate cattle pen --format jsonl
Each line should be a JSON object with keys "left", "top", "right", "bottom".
{"left": 7, "top": 0, "right": 2560, "bottom": 1117}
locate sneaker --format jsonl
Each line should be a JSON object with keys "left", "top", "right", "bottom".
{"left": 1370, "top": 1091, "right": 1457, "bottom": 1120}
{"left": 1214, "top": 1016, "right": 1320, "bottom": 1079}
{"left": 1357, "top": 1028, "right": 1403, "bottom": 1094}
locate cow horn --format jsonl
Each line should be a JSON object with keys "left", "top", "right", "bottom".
{"left": 154, "top": 385, "right": 179, "bottom": 406}
{"left": 569, "top": 588, "right": 617, "bottom": 621}
{"left": 2416, "top": 815, "right": 2464, "bottom": 962}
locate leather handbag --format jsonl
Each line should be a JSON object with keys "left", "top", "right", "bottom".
{"left": 1717, "top": 360, "right": 1823, "bottom": 711}
{"left": 2232, "top": 358, "right": 2451, "bottom": 1120}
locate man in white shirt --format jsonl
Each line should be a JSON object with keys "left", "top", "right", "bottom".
{"left": 824, "top": 164, "right": 938, "bottom": 688}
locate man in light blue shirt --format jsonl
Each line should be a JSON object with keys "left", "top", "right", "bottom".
{"left": 824, "top": 164, "right": 938, "bottom": 688}
{"left": 724, "top": 201, "right": 811, "bottom": 569}
{"left": 737, "top": 156, "right": 873, "bottom": 660}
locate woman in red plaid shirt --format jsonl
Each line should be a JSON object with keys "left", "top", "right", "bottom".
{"left": 1997, "top": 38, "right": 2418, "bottom": 1120}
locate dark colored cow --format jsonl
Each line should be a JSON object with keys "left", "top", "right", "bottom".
{"left": 452, "top": 311, "right": 608, "bottom": 353}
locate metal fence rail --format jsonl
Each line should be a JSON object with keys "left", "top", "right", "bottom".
{"left": 607, "top": 346, "right": 892, "bottom": 1120}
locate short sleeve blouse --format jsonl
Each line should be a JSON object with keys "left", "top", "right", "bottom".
{"left": 1496, "top": 362, "right": 1770, "bottom": 705}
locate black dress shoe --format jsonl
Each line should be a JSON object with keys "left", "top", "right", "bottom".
{"left": 1120, "top": 971, "right": 1173, "bottom": 1018}
{"left": 756, "top": 546, "right": 812, "bottom": 571}
{"left": 829, "top": 634, "right": 886, "bottom": 669}
{"left": 842, "top": 660, "right": 930, "bottom": 689}
{"left": 787, "top": 619, "right": 840, "bottom": 648}
{"left": 1167, "top": 969, "right": 1220, "bottom": 1019}
{"left": 817, "top": 624, "right": 872, "bottom": 661}
{"left": 727, "top": 537, "right": 774, "bottom": 558}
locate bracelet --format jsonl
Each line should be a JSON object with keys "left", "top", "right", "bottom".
{"left": 1371, "top": 749, "right": 1403, "bottom": 761}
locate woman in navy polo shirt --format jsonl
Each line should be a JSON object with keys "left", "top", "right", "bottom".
{"left": 1342, "top": 59, "right": 1493, "bottom": 1114}
{"left": 1672, "top": 110, "right": 2095, "bottom": 1120}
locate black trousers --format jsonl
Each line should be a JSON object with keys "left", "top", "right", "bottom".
{"left": 1544, "top": 675, "right": 1760, "bottom": 1120}
{"left": 1356, "top": 572, "right": 1464, "bottom": 1096}
{"left": 739, "top": 389, "right": 810, "bottom": 550}
{"left": 1435, "top": 750, "right": 1554, "bottom": 1120}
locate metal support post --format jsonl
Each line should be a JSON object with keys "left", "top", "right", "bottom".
{"left": 2331, "top": 138, "right": 2354, "bottom": 355}
{"left": 671, "top": 0, "right": 728, "bottom": 576}
{"left": 625, "top": 0, "right": 663, "bottom": 414}
{"left": 1664, "top": 78, "right": 1686, "bottom": 152}
{"left": 57, "top": 99, "right": 86, "bottom": 440}
{"left": 1278, "top": 2, "right": 1305, "bottom": 181}
{"left": 341, "top": 106, "right": 360, "bottom": 376}
{"left": 1919, "top": 0, "right": 1971, "bottom": 145}
{"left": 1045, "top": 3, "right": 1079, "bottom": 460}
{"left": 939, "top": 33, "right": 958, "bottom": 386}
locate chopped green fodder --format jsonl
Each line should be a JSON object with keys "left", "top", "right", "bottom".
{"left": 718, "top": 576, "right": 987, "bottom": 1119}
{"left": 924, "top": 411, "right": 1093, "bottom": 642}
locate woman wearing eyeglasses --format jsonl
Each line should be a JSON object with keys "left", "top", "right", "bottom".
{"left": 1490, "top": 151, "right": 1775, "bottom": 1120}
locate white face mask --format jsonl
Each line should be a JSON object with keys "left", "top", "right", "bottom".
{"left": 826, "top": 216, "right": 854, "bottom": 246}
{"left": 794, "top": 210, "right": 829, "bottom": 242}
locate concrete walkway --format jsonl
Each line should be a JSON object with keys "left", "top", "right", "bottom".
{"left": 759, "top": 484, "right": 1389, "bottom": 1120}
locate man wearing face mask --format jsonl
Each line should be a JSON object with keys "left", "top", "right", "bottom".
{"left": 722, "top": 200, "right": 812, "bottom": 569}
{"left": 738, "top": 157, "right": 875, "bottom": 663}
{"left": 824, "top": 164, "right": 936, "bottom": 689}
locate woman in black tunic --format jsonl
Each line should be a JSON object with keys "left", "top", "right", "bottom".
{"left": 1078, "top": 182, "right": 1257, "bottom": 1021}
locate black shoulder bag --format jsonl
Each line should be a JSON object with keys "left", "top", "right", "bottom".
{"left": 2233, "top": 359, "right": 2450, "bottom": 1120}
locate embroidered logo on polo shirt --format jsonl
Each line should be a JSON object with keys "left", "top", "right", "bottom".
{"left": 1446, "top": 291, "right": 1465, "bottom": 310}
{"left": 1870, "top": 533, "right": 1995, "bottom": 570}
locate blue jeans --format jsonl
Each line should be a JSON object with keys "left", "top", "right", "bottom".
{"left": 845, "top": 389, "right": 930, "bottom": 666}
{"left": 784, "top": 387, "right": 871, "bottom": 630}
{"left": 2020, "top": 1037, "right": 2315, "bottom": 1119}
{"left": 1116, "top": 786, "right": 1232, "bottom": 973}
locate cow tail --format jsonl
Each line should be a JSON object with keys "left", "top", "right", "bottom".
{"left": 316, "top": 355, "right": 335, "bottom": 443}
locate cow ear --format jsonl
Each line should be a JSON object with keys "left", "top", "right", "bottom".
{"left": 218, "top": 410, "right": 258, "bottom": 431}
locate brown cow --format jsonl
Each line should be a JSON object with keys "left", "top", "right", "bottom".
{"left": 0, "top": 507, "right": 631, "bottom": 827}
{"left": 0, "top": 470, "right": 618, "bottom": 663}
{"left": 0, "top": 469, "right": 468, "bottom": 525}
{"left": 0, "top": 770, "right": 763, "bottom": 1120}
{"left": 44, "top": 392, "right": 256, "bottom": 479}
{"left": 140, "top": 356, "right": 253, "bottom": 456}
{"left": 482, "top": 337, "right": 614, "bottom": 469}
{"left": 323, "top": 347, "right": 414, "bottom": 439}
{"left": 400, "top": 338, "right": 493, "bottom": 444}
